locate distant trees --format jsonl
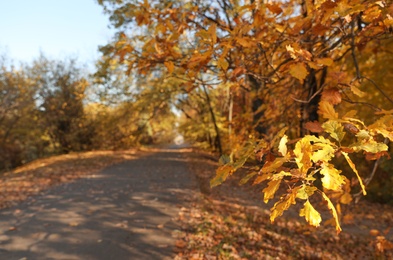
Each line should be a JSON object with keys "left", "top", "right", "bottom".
{"left": 0, "top": 53, "right": 179, "bottom": 171}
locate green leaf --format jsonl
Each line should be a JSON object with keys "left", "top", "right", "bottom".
{"left": 300, "top": 200, "right": 322, "bottom": 227}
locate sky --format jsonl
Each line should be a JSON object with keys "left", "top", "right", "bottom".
{"left": 0, "top": 0, "right": 114, "bottom": 67}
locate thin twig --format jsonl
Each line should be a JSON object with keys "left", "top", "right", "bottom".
{"left": 361, "top": 76, "right": 393, "bottom": 106}
{"left": 291, "top": 85, "right": 325, "bottom": 103}
{"left": 350, "top": 20, "right": 361, "bottom": 79}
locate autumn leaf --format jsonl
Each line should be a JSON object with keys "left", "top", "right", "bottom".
{"left": 294, "top": 136, "right": 314, "bottom": 175}
{"left": 315, "top": 57, "right": 333, "bottom": 67}
{"left": 164, "top": 61, "right": 175, "bottom": 74}
{"left": 278, "top": 135, "right": 288, "bottom": 156}
{"left": 320, "top": 163, "right": 346, "bottom": 191}
{"left": 305, "top": 121, "right": 324, "bottom": 133}
{"left": 321, "top": 192, "right": 342, "bottom": 233}
{"left": 270, "top": 188, "right": 298, "bottom": 223}
{"left": 350, "top": 84, "right": 366, "bottom": 97}
{"left": 322, "top": 120, "right": 345, "bottom": 142}
{"left": 300, "top": 200, "right": 322, "bottom": 227}
{"left": 318, "top": 101, "right": 338, "bottom": 119}
{"left": 321, "top": 88, "right": 342, "bottom": 105}
{"left": 296, "top": 184, "right": 317, "bottom": 200}
{"left": 210, "top": 164, "right": 235, "bottom": 187}
{"left": 342, "top": 152, "right": 366, "bottom": 195}
{"left": 263, "top": 179, "right": 281, "bottom": 203}
{"left": 289, "top": 62, "right": 308, "bottom": 83}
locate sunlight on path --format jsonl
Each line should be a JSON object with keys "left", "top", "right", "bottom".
{"left": 0, "top": 148, "right": 198, "bottom": 260}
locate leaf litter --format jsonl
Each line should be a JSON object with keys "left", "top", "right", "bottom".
{"left": 176, "top": 149, "right": 393, "bottom": 259}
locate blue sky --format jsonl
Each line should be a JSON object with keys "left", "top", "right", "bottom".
{"left": 0, "top": 0, "right": 114, "bottom": 66}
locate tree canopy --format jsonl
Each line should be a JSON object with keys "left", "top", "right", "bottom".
{"left": 95, "top": 0, "right": 393, "bottom": 232}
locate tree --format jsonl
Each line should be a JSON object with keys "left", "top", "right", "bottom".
{"left": 29, "top": 56, "right": 90, "bottom": 153}
{"left": 97, "top": 0, "right": 393, "bottom": 231}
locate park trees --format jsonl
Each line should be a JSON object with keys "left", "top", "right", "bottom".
{"left": 97, "top": 0, "right": 393, "bottom": 231}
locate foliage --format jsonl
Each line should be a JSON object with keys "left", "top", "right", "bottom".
{"left": 96, "top": 0, "right": 393, "bottom": 231}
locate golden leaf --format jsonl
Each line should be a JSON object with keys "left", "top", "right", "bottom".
{"left": 321, "top": 192, "right": 342, "bottom": 233}
{"left": 266, "top": 3, "right": 283, "bottom": 15}
{"left": 164, "top": 61, "right": 174, "bottom": 74}
{"left": 210, "top": 164, "right": 235, "bottom": 187}
{"left": 218, "top": 58, "right": 229, "bottom": 70}
{"left": 270, "top": 188, "right": 299, "bottom": 223}
{"left": 294, "top": 137, "right": 313, "bottom": 175}
{"left": 342, "top": 152, "right": 366, "bottom": 195}
{"left": 311, "top": 143, "right": 335, "bottom": 163}
{"left": 263, "top": 179, "right": 281, "bottom": 203}
{"left": 350, "top": 84, "right": 366, "bottom": 97}
{"left": 278, "top": 135, "right": 288, "bottom": 156}
{"left": 315, "top": 57, "right": 333, "bottom": 66}
{"left": 300, "top": 200, "right": 322, "bottom": 227}
{"left": 318, "top": 101, "right": 338, "bottom": 119}
{"left": 322, "top": 120, "right": 345, "bottom": 142}
{"left": 289, "top": 63, "right": 308, "bottom": 83}
{"left": 296, "top": 185, "right": 317, "bottom": 200}
{"left": 320, "top": 163, "right": 346, "bottom": 191}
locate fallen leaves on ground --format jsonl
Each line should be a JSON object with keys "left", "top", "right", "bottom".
{"left": 0, "top": 150, "right": 137, "bottom": 209}
{"left": 178, "top": 149, "right": 393, "bottom": 259}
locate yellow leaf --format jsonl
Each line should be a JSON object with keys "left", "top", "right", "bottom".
{"left": 320, "top": 163, "right": 346, "bottom": 191}
{"left": 350, "top": 84, "right": 366, "bottom": 97}
{"left": 263, "top": 179, "right": 281, "bottom": 203}
{"left": 278, "top": 135, "right": 288, "bottom": 156}
{"left": 296, "top": 184, "right": 317, "bottom": 200}
{"left": 260, "top": 157, "right": 287, "bottom": 174}
{"left": 294, "top": 136, "right": 313, "bottom": 175}
{"left": 164, "top": 61, "right": 174, "bottom": 74}
{"left": 342, "top": 152, "right": 366, "bottom": 195}
{"left": 300, "top": 200, "right": 322, "bottom": 227}
{"left": 321, "top": 192, "right": 342, "bottom": 233}
{"left": 266, "top": 3, "right": 283, "bottom": 15}
{"left": 208, "top": 23, "right": 217, "bottom": 44}
{"left": 322, "top": 120, "right": 345, "bottom": 142}
{"left": 289, "top": 62, "right": 308, "bottom": 83}
{"left": 318, "top": 101, "right": 338, "bottom": 119}
{"left": 210, "top": 164, "right": 234, "bottom": 187}
{"left": 270, "top": 187, "right": 299, "bottom": 223}
{"left": 237, "top": 37, "right": 253, "bottom": 47}
{"left": 315, "top": 57, "right": 333, "bottom": 66}
{"left": 253, "top": 172, "right": 271, "bottom": 185}
{"left": 311, "top": 142, "right": 335, "bottom": 163}
{"left": 218, "top": 58, "right": 229, "bottom": 70}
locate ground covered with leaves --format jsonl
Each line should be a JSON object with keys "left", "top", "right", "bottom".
{"left": 176, "top": 149, "right": 393, "bottom": 259}
{"left": 1, "top": 148, "right": 393, "bottom": 259}
{"left": 0, "top": 150, "right": 137, "bottom": 209}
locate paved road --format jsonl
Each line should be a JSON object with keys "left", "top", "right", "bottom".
{"left": 0, "top": 148, "right": 198, "bottom": 260}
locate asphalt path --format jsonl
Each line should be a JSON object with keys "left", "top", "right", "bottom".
{"left": 0, "top": 147, "right": 198, "bottom": 260}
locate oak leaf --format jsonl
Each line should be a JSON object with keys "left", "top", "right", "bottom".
{"left": 300, "top": 200, "right": 321, "bottom": 227}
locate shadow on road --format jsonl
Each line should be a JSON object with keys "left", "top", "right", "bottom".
{"left": 0, "top": 148, "right": 198, "bottom": 260}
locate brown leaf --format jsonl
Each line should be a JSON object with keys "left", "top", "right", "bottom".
{"left": 305, "top": 121, "right": 324, "bottom": 133}
{"left": 321, "top": 88, "right": 342, "bottom": 105}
